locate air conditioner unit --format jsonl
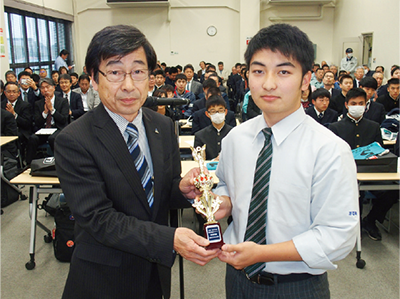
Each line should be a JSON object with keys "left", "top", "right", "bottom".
{"left": 267, "top": 0, "right": 335, "bottom": 5}
{"left": 107, "top": 0, "right": 169, "bottom": 7}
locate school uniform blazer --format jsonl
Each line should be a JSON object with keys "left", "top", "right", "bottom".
{"left": 54, "top": 104, "right": 190, "bottom": 299}
{"left": 191, "top": 108, "right": 236, "bottom": 134}
{"left": 306, "top": 107, "right": 338, "bottom": 126}
{"left": 364, "top": 101, "right": 386, "bottom": 125}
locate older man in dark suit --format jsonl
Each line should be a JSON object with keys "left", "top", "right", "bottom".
{"left": 26, "top": 78, "right": 69, "bottom": 164}
{"left": 54, "top": 25, "right": 218, "bottom": 299}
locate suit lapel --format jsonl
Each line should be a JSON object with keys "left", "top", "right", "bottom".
{"left": 93, "top": 104, "right": 152, "bottom": 216}
{"left": 142, "top": 109, "right": 164, "bottom": 220}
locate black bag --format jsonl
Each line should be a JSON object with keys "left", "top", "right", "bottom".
{"left": 355, "top": 152, "right": 398, "bottom": 173}
{"left": 53, "top": 205, "right": 75, "bottom": 262}
{"left": 30, "top": 157, "right": 57, "bottom": 177}
{"left": 1, "top": 156, "right": 21, "bottom": 208}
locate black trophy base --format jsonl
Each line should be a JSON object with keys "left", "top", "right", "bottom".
{"left": 204, "top": 222, "right": 224, "bottom": 250}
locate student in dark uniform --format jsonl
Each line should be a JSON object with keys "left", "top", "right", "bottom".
{"left": 376, "top": 78, "right": 399, "bottom": 113}
{"left": 194, "top": 96, "right": 232, "bottom": 160}
{"left": 306, "top": 88, "right": 337, "bottom": 127}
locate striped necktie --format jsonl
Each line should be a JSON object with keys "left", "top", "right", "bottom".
{"left": 244, "top": 127, "right": 273, "bottom": 278}
{"left": 126, "top": 123, "right": 154, "bottom": 208}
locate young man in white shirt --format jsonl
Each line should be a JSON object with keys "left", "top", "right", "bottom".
{"left": 214, "top": 23, "right": 359, "bottom": 299}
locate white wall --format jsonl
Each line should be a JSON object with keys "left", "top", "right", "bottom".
{"left": 74, "top": 0, "right": 241, "bottom": 73}
{"left": 332, "top": 0, "right": 399, "bottom": 78}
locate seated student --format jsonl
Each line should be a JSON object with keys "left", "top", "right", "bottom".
{"left": 191, "top": 95, "right": 236, "bottom": 134}
{"left": 306, "top": 88, "right": 338, "bottom": 126}
{"left": 329, "top": 74, "right": 353, "bottom": 116}
{"left": 165, "top": 66, "right": 178, "bottom": 86}
{"left": 376, "top": 78, "right": 399, "bottom": 113}
{"left": 330, "top": 88, "right": 383, "bottom": 149}
{"left": 151, "top": 89, "right": 174, "bottom": 121}
{"left": 301, "top": 84, "right": 312, "bottom": 110}
{"left": 377, "top": 66, "right": 400, "bottom": 98}
{"left": 329, "top": 88, "right": 394, "bottom": 241}
{"left": 359, "top": 76, "right": 386, "bottom": 124}
{"left": 26, "top": 78, "right": 69, "bottom": 165}
{"left": 59, "top": 74, "right": 84, "bottom": 121}
{"left": 154, "top": 69, "right": 166, "bottom": 90}
{"left": 194, "top": 96, "right": 233, "bottom": 161}
{"left": 70, "top": 72, "right": 80, "bottom": 90}
{"left": 193, "top": 85, "right": 219, "bottom": 113}
{"left": 147, "top": 72, "right": 156, "bottom": 97}
{"left": 174, "top": 73, "right": 196, "bottom": 118}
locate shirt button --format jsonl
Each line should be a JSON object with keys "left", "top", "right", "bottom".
{"left": 357, "top": 145, "right": 360, "bottom": 148}
{"left": 218, "top": 142, "right": 220, "bottom": 145}
{"left": 217, "top": 133, "right": 220, "bottom": 136}
{"left": 356, "top": 134, "right": 360, "bottom": 137}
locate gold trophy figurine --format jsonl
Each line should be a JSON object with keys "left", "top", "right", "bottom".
{"left": 190, "top": 145, "right": 224, "bottom": 249}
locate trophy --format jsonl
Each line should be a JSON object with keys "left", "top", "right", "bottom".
{"left": 190, "top": 145, "right": 224, "bottom": 250}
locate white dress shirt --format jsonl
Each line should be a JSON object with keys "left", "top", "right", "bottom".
{"left": 214, "top": 107, "right": 359, "bottom": 275}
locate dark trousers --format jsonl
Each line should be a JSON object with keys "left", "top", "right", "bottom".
{"left": 365, "top": 190, "right": 399, "bottom": 224}
{"left": 225, "top": 264, "right": 330, "bottom": 299}
{"left": 26, "top": 130, "right": 60, "bottom": 164}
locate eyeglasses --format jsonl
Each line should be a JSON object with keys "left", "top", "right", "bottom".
{"left": 99, "top": 69, "right": 149, "bottom": 83}
{"left": 207, "top": 109, "right": 225, "bottom": 115}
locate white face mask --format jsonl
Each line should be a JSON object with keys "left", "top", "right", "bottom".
{"left": 347, "top": 53, "right": 353, "bottom": 58}
{"left": 348, "top": 105, "right": 365, "bottom": 118}
{"left": 364, "top": 69, "right": 368, "bottom": 75}
{"left": 210, "top": 112, "right": 225, "bottom": 124}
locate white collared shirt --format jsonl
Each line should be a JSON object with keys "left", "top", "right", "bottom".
{"left": 214, "top": 107, "right": 359, "bottom": 275}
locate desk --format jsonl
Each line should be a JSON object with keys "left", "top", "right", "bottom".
{"left": 0, "top": 136, "right": 18, "bottom": 146}
{"left": 179, "top": 135, "right": 194, "bottom": 149}
{"left": 11, "top": 169, "right": 62, "bottom": 270}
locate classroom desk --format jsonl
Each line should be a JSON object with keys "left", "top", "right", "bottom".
{"left": 11, "top": 169, "right": 61, "bottom": 270}
{"left": 179, "top": 135, "right": 194, "bottom": 149}
{"left": 0, "top": 136, "right": 18, "bottom": 146}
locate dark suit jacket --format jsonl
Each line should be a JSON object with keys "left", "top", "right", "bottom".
{"left": 18, "top": 87, "right": 40, "bottom": 112}
{"left": 194, "top": 124, "right": 232, "bottom": 160}
{"left": 54, "top": 105, "right": 190, "bottom": 299}
{"left": 189, "top": 80, "right": 203, "bottom": 99}
{"left": 1, "top": 99, "right": 33, "bottom": 139}
{"left": 65, "top": 91, "right": 84, "bottom": 120}
{"left": 306, "top": 107, "right": 338, "bottom": 126}
{"left": 34, "top": 95, "right": 69, "bottom": 130}
{"left": 329, "top": 115, "right": 383, "bottom": 150}
{"left": 331, "top": 88, "right": 340, "bottom": 100}
{"left": 191, "top": 108, "right": 236, "bottom": 134}
{"left": 1, "top": 108, "right": 18, "bottom": 158}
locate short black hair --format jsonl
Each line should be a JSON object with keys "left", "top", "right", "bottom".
{"left": 51, "top": 70, "right": 59, "bottom": 76}
{"left": 18, "top": 71, "right": 31, "bottom": 80}
{"left": 313, "top": 63, "right": 320, "bottom": 68}
{"left": 176, "top": 65, "right": 182, "bottom": 71}
{"left": 312, "top": 88, "right": 330, "bottom": 101}
{"left": 202, "top": 78, "right": 217, "bottom": 90}
{"left": 375, "top": 65, "right": 385, "bottom": 72}
{"left": 206, "top": 95, "right": 226, "bottom": 110}
{"left": 206, "top": 64, "right": 216, "bottom": 71}
{"left": 315, "top": 68, "right": 323, "bottom": 72}
{"left": 218, "top": 61, "right": 223, "bottom": 65}
{"left": 245, "top": 23, "right": 314, "bottom": 76}
{"left": 24, "top": 67, "right": 33, "bottom": 72}
{"left": 235, "top": 63, "right": 241, "bottom": 68}
{"left": 4, "top": 81, "right": 19, "bottom": 91}
{"left": 161, "top": 62, "right": 166, "bottom": 67}
{"left": 338, "top": 70, "right": 347, "bottom": 77}
{"left": 165, "top": 67, "right": 170, "bottom": 74}
{"left": 206, "top": 86, "right": 221, "bottom": 97}
{"left": 59, "top": 74, "right": 72, "bottom": 82}
{"left": 359, "top": 77, "right": 377, "bottom": 90}
{"left": 79, "top": 74, "right": 90, "bottom": 82}
{"left": 388, "top": 78, "right": 400, "bottom": 86}
{"left": 153, "top": 89, "right": 166, "bottom": 98}
{"left": 169, "top": 67, "right": 178, "bottom": 74}
{"left": 391, "top": 66, "right": 400, "bottom": 77}
{"left": 85, "top": 25, "right": 157, "bottom": 83}
{"left": 322, "top": 64, "right": 330, "bottom": 69}
{"left": 345, "top": 88, "right": 367, "bottom": 103}
{"left": 154, "top": 69, "right": 165, "bottom": 77}
{"left": 5, "top": 70, "right": 16, "bottom": 78}
{"left": 70, "top": 72, "right": 79, "bottom": 79}
{"left": 163, "top": 84, "right": 175, "bottom": 93}
{"left": 183, "top": 64, "right": 194, "bottom": 72}
{"left": 339, "top": 74, "right": 353, "bottom": 84}
{"left": 175, "top": 73, "right": 187, "bottom": 81}
{"left": 32, "top": 74, "right": 40, "bottom": 84}
{"left": 60, "top": 49, "right": 70, "bottom": 56}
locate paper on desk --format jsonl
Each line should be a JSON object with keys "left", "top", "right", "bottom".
{"left": 35, "top": 128, "right": 57, "bottom": 135}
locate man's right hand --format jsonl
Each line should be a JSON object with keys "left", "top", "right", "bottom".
{"left": 174, "top": 227, "right": 219, "bottom": 266}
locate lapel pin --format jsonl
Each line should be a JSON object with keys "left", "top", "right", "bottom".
{"left": 155, "top": 128, "right": 159, "bottom": 134}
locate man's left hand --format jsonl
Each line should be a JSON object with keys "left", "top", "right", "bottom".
{"left": 218, "top": 242, "right": 263, "bottom": 270}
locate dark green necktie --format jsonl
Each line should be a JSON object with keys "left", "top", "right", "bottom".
{"left": 244, "top": 127, "right": 273, "bottom": 278}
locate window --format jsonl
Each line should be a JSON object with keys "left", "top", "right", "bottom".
{"left": 4, "top": 7, "right": 73, "bottom": 75}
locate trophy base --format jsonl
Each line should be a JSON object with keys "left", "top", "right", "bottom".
{"left": 204, "top": 222, "right": 224, "bottom": 250}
